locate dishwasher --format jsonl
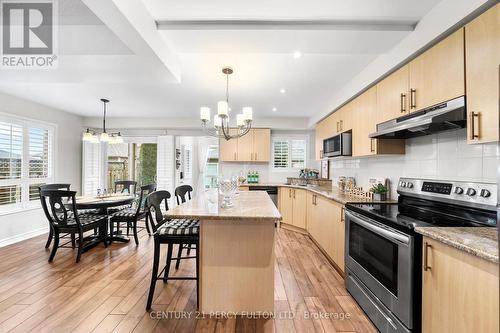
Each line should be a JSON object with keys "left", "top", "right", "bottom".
{"left": 248, "top": 186, "right": 278, "bottom": 208}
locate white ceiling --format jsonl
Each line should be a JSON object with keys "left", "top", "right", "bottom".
{"left": 0, "top": 0, "right": 444, "bottom": 123}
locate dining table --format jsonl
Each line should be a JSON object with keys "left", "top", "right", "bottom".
{"left": 74, "top": 193, "right": 136, "bottom": 244}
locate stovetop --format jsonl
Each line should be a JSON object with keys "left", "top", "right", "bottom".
{"left": 345, "top": 177, "right": 497, "bottom": 233}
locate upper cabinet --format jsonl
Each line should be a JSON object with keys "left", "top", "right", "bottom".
{"left": 465, "top": 4, "right": 500, "bottom": 144}
{"left": 219, "top": 128, "right": 271, "bottom": 162}
{"left": 376, "top": 65, "right": 410, "bottom": 123}
{"left": 408, "top": 29, "right": 465, "bottom": 112}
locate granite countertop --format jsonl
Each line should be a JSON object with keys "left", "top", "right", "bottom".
{"left": 165, "top": 190, "right": 281, "bottom": 221}
{"left": 240, "top": 182, "right": 395, "bottom": 205}
{"left": 415, "top": 227, "right": 498, "bottom": 263}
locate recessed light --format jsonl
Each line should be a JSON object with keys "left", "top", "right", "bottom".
{"left": 293, "top": 51, "right": 302, "bottom": 59}
{"left": 280, "top": 88, "right": 286, "bottom": 94}
{"left": 272, "top": 107, "right": 277, "bottom": 112}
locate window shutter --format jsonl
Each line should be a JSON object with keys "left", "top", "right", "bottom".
{"left": 0, "top": 121, "right": 23, "bottom": 181}
{"left": 28, "top": 127, "right": 51, "bottom": 179}
{"left": 291, "top": 139, "right": 306, "bottom": 168}
{"left": 157, "top": 136, "right": 174, "bottom": 205}
{"left": 82, "top": 141, "right": 101, "bottom": 196}
{"left": 273, "top": 140, "right": 289, "bottom": 168}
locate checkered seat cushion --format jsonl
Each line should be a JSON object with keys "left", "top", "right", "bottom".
{"left": 57, "top": 209, "right": 100, "bottom": 220}
{"left": 108, "top": 204, "right": 133, "bottom": 213}
{"left": 111, "top": 208, "right": 138, "bottom": 218}
{"left": 157, "top": 219, "right": 199, "bottom": 236}
{"left": 62, "top": 214, "right": 107, "bottom": 226}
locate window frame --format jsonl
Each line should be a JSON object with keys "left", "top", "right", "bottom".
{"left": 271, "top": 135, "right": 308, "bottom": 172}
{"left": 0, "top": 113, "right": 56, "bottom": 214}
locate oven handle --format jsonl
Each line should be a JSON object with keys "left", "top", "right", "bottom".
{"left": 346, "top": 211, "right": 410, "bottom": 245}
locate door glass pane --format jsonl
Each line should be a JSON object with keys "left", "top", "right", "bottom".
{"left": 107, "top": 143, "right": 129, "bottom": 190}
{"left": 349, "top": 223, "right": 399, "bottom": 296}
{"left": 134, "top": 143, "right": 157, "bottom": 187}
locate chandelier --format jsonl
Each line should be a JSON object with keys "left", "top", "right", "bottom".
{"left": 199, "top": 67, "right": 253, "bottom": 140}
{"left": 82, "top": 99, "right": 124, "bottom": 144}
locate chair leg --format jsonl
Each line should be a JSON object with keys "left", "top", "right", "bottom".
{"left": 175, "top": 243, "right": 183, "bottom": 269}
{"left": 101, "top": 223, "right": 108, "bottom": 248}
{"left": 48, "top": 231, "right": 59, "bottom": 262}
{"left": 76, "top": 231, "right": 84, "bottom": 263}
{"left": 132, "top": 220, "right": 139, "bottom": 246}
{"left": 45, "top": 226, "right": 53, "bottom": 249}
{"left": 196, "top": 240, "right": 200, "bottom": 310}
{"left": 164, "top": 243, "right": 173, "bottom": 283}
{"left": 127, "top": 223, "right": 130, "bottom": 236}
{"left": 109, "top": 221, "right": 114, "bottom": 244}
{"left": 146, "top": 237, "right": 161, "bottom": 310}
{"left": 187, "top": 244, "right": 191, "bottom": 255}
{"left": 71, "top": 234, "right": 76, "bottom": 248}
{"left": 145, "top": 216, "right": 151, "bottom": 236}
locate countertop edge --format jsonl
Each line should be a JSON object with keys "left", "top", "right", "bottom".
{"left": 415, "top": 227, "right": 499, "bottom": 264}
{"left": 165, "top": 214, "right": 282, "bottom": 222}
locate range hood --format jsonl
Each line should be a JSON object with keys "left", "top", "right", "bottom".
{"left": 369, "top": 96, "right": 466, "bottom": 139}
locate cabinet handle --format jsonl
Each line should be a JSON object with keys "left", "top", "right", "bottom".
{"left": 341, "top": 207, "right": 345, "bottom": 222}
{"left": 424, "top": 242, "right": 432, "bottom": 271}
{"left": 234, "top": 152, "right": 237, "bottom": 160}
{"left": 410, "top": 89, "right": 416, "bottom": 109}
{"left": 400, "top": 93, "right": 406, "bottom": 113}
{"left": 293, "top": 190, "right": 296, "bottom": 199}
{"left": 340, "top": 120, "right": 343, "bottom": 132}
{"left": 469, "top": 112, "right": 479, "bottom": 140}
{"left": 370, "top": 139, "right": 375, "bottom": 153}
{"left": 250, "top": 152, "right": 253, "bottom": 161}
{"left": 314, "top": 195, "right": 317, "bottom": 205}
{"left": 336, "top": 121, "right": 339, "bottom": 132}
{"left": 289, "top": 189, "right": 291, "bottom": 198}
{"left": 320, "top": 150, "right": 323, "bottom": 159}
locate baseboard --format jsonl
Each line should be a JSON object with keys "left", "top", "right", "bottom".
{"left": 0, "top": 227, "right": 48, "bottom": 248}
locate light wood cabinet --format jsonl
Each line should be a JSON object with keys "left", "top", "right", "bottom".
{"left": 279, "top": 188, "right": 306, "bottom": 229}
{"left": 409, "top": 29, "right": 465, "bottom": 112}
{"left": 422, "top": 237, "right": 499, "bottom": 333}
{"left": 306, "top": 192, "right": 345, "bottom": 272}
{"left": 352, "top": 87, "right": 405, "bottom": 157}
{"left": 465, "top": 4, "right": 500, "bottom": 144}
{"left": 315, "top": 115, "right": 335, "bottom": 160}
{"left": 219, "top": 128, "right": 271, "bottom": 162}
{"left": 376, "top": 64, "right": 410, "bottom": 122}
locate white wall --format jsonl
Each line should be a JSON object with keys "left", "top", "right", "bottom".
{"left": 0, "top": 92, "right": 84, "bottom": 246}
{"left": 329, "top": 129, "right": 499, "bottom": 199}
{"left": 220, "top": 130, "right": 319, "bottom": 183}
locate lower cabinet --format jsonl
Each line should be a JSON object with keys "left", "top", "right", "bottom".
{"left": 306, "top": 192, "right": 345, "bottom": 273}
{"left": 422, "top": 237, "right": 499, "bottom": 333}
{"left": 278, "top": 188, "right": 306, "bottom": 229}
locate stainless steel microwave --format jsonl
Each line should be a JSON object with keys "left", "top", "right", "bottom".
{"left": 323, "top": 132, "right": 352, "bottom": 157}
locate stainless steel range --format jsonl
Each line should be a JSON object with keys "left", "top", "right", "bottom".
{"left": 344, "top": 178, "right": 497, "bottom": 333}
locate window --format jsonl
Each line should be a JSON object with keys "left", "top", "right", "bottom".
{"left": 0, "top": 115, "right": 54, "bottom": 211}
{"left": 272, "top": 137, "right": 307, "bottom": 170}
{"left": 204, "top": 145, "right": 218, "bottom": 189}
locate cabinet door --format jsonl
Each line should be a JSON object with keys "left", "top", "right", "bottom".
{"left": 422, "top": 237, "right": 499, "bottom": 333}
{"left": 465, "top": 4, "right": 500, "bottom": 144}
{"left": 333, "top": 205, "right": 345, "bottom": 272}
{"left": 252, "top": 128, "right": 271, "bottom": 161}
{"left": 377, "top": 64, "right": 409, "bottom": 122}
{"left": 306, "top": 192, "right": 315, "bottom": 234}
{"left": 352, "top": 87, "right": 377, "bottom": 157}
{"left": 292, "top": 189, "right": 307, "bottom": 229}
{"left": 409, "top": 29, "right": 465, "bottom": 111}
{"left": 279, "top": 188, "right": 294, "bottom": 225}
{"left": 338, "top": 103, "right": 353, "bottom": 133}
{"left": 236, "top": 129, "right": 253, "bottom": 162}
{"left": 314, "top": 195, "right": 336, "bottom": 260}
{"left": 315, "top": 122, "right": 325, "bottom": 160}
{"left": 219, "top": 129, "right": 238, "bottom": 162}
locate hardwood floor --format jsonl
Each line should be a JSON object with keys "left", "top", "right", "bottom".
{"left": 0, "top": 223, "right": 377, "bottom": 333}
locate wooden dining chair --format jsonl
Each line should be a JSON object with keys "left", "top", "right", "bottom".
{"left": 145, "top": 190, "right": 199, "bottom": 310}
{"left": 109, "top": 180, "right": 138, "bottom": 215}
{"left": 110, "top": 183, "right": 156, "bottom": 245}
{"left": 174, "top": 185, "right": 198, "bottom": 269}
{"left": 39, "top": 189, "right": 108, "bottom": 263}
{"left": 39, "top": 184, "right": 70, "bottom": 249}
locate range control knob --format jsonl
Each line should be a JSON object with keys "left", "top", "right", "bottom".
{"left": 466, "top": 188, "right": 477, "bottom": 197}
{"left": 480, "top": 189, "right": 491, "bottom": 198}
{"left": 406, "top": 182, "right": 413, "bottom": 188}
{"left": 454, "top": 187, "right": 464, "bottom": 195}
{"left": 401, "top": 182, "right": 407, "bottom": 188}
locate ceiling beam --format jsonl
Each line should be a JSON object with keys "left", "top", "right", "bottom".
{"left": 156, "top": 19, "right": 417, "bottom": 31}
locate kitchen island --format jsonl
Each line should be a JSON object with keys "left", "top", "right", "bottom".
{"left": 165, "top": 190, "right": 281, "bottom": 314}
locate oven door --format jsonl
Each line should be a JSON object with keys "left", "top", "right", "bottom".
{"left": 345, "top": 210, "right": 414, "bottom": 328}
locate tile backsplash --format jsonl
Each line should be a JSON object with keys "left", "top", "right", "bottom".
{"left": 329, "top": 128, "right": 499, "bottom": 199}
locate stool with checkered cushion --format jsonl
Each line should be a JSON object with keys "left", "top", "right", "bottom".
{"left": 109, "top": 184, "right": 156, "bottom": 245}
{"left": 145, "top": 190, "right": 199, "bottom": 310}
{"left": 39, "top": 189, "right": 108, "bottom": 263}
{"left": 174, "top": 185, "right": 199, "bottom": 269}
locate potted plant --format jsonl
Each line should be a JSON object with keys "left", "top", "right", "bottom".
{"left": 370, "top": 183, "right": 388, "bottom": 201}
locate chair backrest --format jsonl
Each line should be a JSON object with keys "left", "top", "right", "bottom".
{"left": 115, "top": 180, "right": 137, "bottom": 194}
{"left": 135, "top": 183, "right": 156, "bottom": 216}
{"left": 39, "top": 189, "right": 79, "bottom": 228}
{"left": 174, "top": 185, "right": 193, "bottom": 205}
{"left": 39, "top": 184, "right": 71, "bottom": 191}
{"left": 145, "top": 190, "right": 171, "bottom": 233}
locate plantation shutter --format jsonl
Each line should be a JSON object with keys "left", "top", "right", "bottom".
{"left": 0, "top": 121, "right": 23, "bottom": 206}
{"left": 28, "top": 127, "right": 52, "bottom": 179}
{"left": 157, "top": 135, "right": 174, "bottom": 205}
{"left": 82, "top": 141, "right": 102, "bottom": 196}
{"left": 273, "top": 139, "right": 289, "bottom": 168}
{"left": 290, "top": 139, "right": 306, "bottom": 168}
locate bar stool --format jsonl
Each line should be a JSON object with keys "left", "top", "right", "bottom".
{"left": 145, "top": 190, "right": 199, "bottom": 310}
{"left": 174, "top": 185, "right": 198, "bottom": 269}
